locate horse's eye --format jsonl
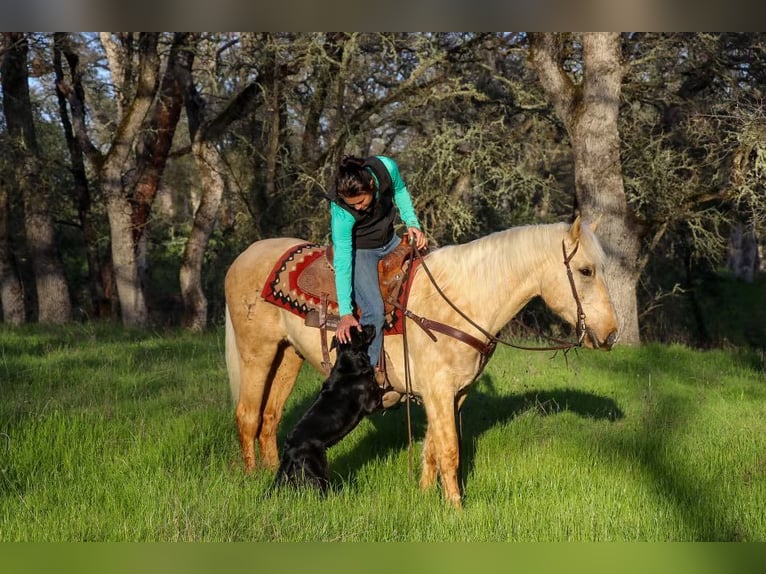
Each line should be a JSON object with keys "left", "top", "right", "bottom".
{"left": 580, "top": 267, "right": 594, "bottom": 278}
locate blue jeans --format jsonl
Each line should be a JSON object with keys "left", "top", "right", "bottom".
{"left": 352, "top": 234, "right": 401, "bottom": 366}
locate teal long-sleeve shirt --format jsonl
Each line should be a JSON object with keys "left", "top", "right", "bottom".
{"left": 330, "top": 155, "right": 421, "bottom": 316}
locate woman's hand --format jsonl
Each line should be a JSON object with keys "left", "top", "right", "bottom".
{"left": 336, "top": 313, "right": 360, "bottom": 344}
{"left": 407, "top": 227, "right": 428, "bottom": 250}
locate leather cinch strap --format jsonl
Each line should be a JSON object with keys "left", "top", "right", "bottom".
{"left": 319, "top": 292, "right": 332, "bottom": 375}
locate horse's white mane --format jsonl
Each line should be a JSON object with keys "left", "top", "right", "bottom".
{"left": 428, "top": 221, "right": 605, "bottom": 273}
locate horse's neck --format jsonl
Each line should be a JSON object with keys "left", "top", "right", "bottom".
{"left": 420, "top": 225, "right": 558, "bottom": 334}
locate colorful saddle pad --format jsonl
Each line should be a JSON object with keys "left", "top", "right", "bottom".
{"left": 260, "top": 243, "right": 415, "bottom": 335}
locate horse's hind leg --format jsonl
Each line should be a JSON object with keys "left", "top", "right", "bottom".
{"left": 235, "top": 338, "right": 284, "bottom": 472}
{"left": 258, "top": 345, "right": 304, "bottom": 468}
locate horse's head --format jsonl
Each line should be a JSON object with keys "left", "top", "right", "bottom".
{"left": 540, "top": 216, "right": 619, "bottom": 350}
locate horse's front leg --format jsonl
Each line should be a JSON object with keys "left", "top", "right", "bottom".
{"left": 420, "top": 427, "right": 438, "bottom": 491}
{"left": 421, "top": 390, "right": 462, "bottom": 508}
{"left": 420, "top": 389, "right": 470, "bottom": 492}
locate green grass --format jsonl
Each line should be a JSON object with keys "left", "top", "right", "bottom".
{"left": 1, "top": 324, "right": 765, "bottom": 541}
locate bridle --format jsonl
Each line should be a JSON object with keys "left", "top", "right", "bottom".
{"left": 561, "top": 240, "right": 588, "bottom": 347}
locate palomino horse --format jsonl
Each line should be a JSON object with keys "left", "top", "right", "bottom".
{"left": 224, "top": 216, "right": 619, "bottom": 507}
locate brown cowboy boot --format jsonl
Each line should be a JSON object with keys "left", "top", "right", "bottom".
{"left": 382, "top": 390, "right": 403, "bottom": 408}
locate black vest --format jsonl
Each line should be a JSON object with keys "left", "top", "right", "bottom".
{"left": 328, "top": 156, "right": 397, "bottom": 249}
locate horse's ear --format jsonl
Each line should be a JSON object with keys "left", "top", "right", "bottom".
{"left": 589, "top": 214, "right": 603, "bottom": 233}
{"left": 567, "top": 215, "right": 583, "bottom": 243}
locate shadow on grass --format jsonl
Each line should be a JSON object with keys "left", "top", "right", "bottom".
{"left": 277, "top": 367, "right": 755, "bottom": 541}
{"left": 596, "top": 393, "right": 751, "bottom": 541}
{"left": 456, "top": 375, "right": 624, "bottom": 484}
{"left": 250, "top": 341, "right": 764, "bottom": 540}
{"left": 581, "top": 346, "right": 761, "bottom": 540}
{"left": 281, "top": 373, "right": 623, "bottom": 498}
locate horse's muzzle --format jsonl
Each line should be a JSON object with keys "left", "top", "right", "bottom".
{"left": 586, "top": 328, "right": 618, "bottom": 350}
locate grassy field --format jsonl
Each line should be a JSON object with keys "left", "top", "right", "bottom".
{"left": 0, "top": 323, "right": 764, "bottom": 541}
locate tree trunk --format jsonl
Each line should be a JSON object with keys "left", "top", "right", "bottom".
{"left": 0, "top": 185, "right": 25, "bottom": 325}
{"left": 263, "top": 40, "right": 281, "bottom": 208}
{"left": 181, "top": 138, "right": 224, "bottom": 331}
{"left": 58, "top": 34, "right": 162, "bottom": 324}
{"left": 1, "top": 32, "right": 71, "bottom": 324}
{"left": 62, "top": 33, "right": 160, "bottom": 326}
{"left": 727, "top": 222, "right": 758, "bottom": 282}
{"left": 105, "top": 188, "right": 148, "bottom": 325}
{"left": 301, "top": 33, "right": 344, "bottom": 164}
{"left": 99, "top": 33, "right": 160, "bottom": 327}
{"left": 529, "top": 32, "right": 641, "bottom": 344}
{"left": 53, "top": 33, "right": 109, "bottom": 319}
{"left": 179, "top": 38, "right": 261, "bottom": 331}
{"left": 127, "top": 33, "right": 195, "bottom": 315}
{"left": 131, "top": 33, "right": 194, "bottom": 245}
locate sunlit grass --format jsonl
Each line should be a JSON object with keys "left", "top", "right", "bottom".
{"left": 1, "top": 325, "right": 764, "bottom": 540}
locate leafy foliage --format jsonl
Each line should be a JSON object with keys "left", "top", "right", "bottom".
{"left": 2, "top": 33, "right": 765, "bottom": 342}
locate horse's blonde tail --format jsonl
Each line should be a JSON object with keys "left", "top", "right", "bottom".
{"left": 225, "top": 304, "right": 241, "bottom": 405}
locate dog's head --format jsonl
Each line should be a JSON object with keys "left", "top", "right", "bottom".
{"left": 331, "top": 324, "right": 375, "bottom": 352}
{"left": 330, "top": 324, "right": 376, "bottom": 372}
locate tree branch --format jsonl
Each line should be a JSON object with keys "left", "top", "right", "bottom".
{"left": 201, "top": 83, "right": 262, "bottom": 142}
{"left": 528, "top": 33, "right": 578, "bottom": 128}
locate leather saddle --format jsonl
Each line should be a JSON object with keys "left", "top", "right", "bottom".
{"left": 303, "top": 234, "right": 414, "bottom": 331}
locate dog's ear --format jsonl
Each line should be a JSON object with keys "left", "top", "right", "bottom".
{"left": 361, "top": 324, "right": 376, "bottom": 343}
{"left": 330, "top": 335, "right": 339, "bottom": 350}
{"left": 363, "top": 386, "right": 384, "bottom": 413}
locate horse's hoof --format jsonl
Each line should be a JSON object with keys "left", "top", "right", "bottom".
{"left": 382, "top": 390, "right": 403, "bottom": 409}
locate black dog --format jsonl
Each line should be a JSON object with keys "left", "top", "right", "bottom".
{"left": 274, "top": 324, "right": 383, "bottom": 493}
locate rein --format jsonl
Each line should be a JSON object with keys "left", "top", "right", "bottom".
{"left": 401, "top": 238, "right": 589, "bottom": 358}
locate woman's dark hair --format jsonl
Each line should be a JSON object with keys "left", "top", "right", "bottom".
{"left": 335, "top": 155, "right": 374, "bottom": 198}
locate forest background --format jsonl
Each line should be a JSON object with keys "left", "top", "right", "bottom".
{"left": 1, "top": 32, "right": 764, "bottom": 349}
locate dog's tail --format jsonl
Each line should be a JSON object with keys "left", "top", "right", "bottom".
{"left": 225, "top": 304, "right": 241, "bottom": 404}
